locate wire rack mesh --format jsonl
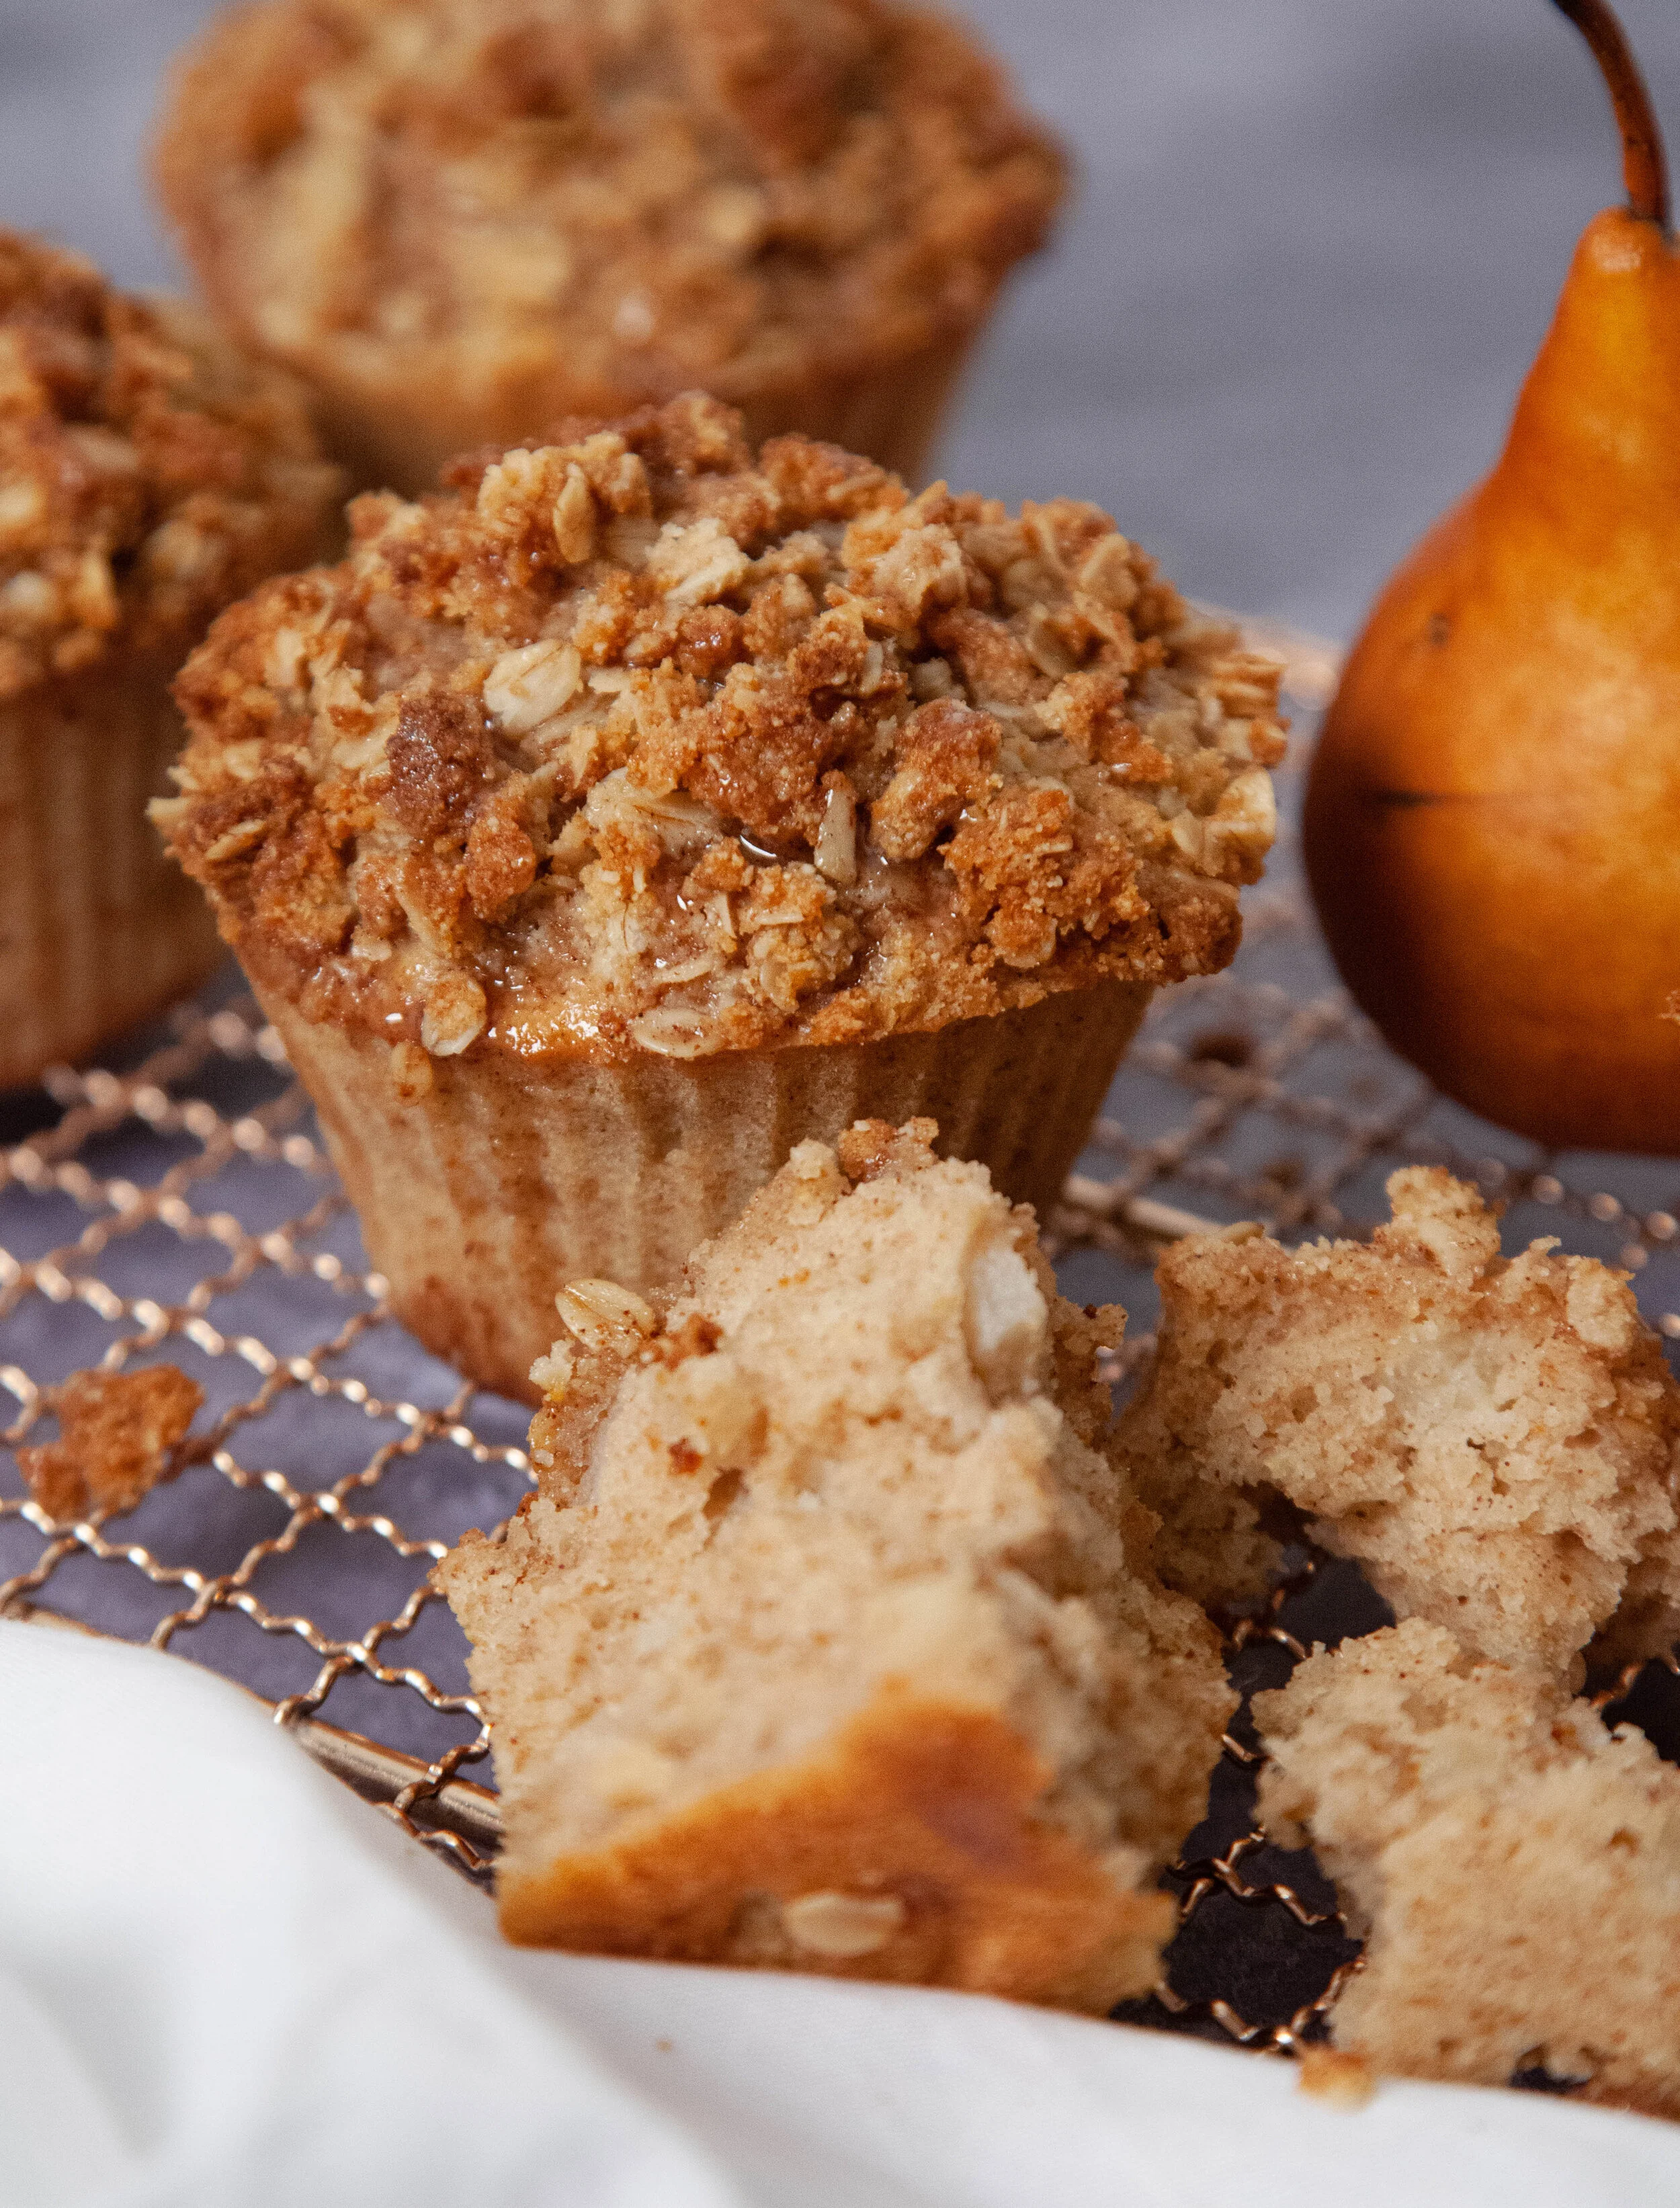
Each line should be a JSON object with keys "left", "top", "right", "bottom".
{"left": 5, "top": 618, "right": 1677, "bottom": 2076}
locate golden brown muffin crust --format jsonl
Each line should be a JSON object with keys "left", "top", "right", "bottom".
{"left": 0, "top": 228, "right": 342, "bottom": 702}
{"left": 155, "top": 0, "right": 1064, "bottom": 408}
{"left": 158, "top": 394, "right": 1282, "bottom": 1062}
{"left": 496, "top": 1686, "right": 1176, "bottom": 2010}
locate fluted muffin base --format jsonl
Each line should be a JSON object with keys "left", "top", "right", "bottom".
{"left": 0, "top": 661, "right": 224, "bottom": 1089}
{"left": 261, "top": 979, "right": 1151, "bottom": 1402}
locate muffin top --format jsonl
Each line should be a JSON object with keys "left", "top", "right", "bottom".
{"left": 0, "top": 229, "right": 343, "bottom": 702}
{"left": 154, "top": 0, "right": 1064, "bottom": 401}
{"left": 158, "top": 394, "right": 1283, "bottom": 1062}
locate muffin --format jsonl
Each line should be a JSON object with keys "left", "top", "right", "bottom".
{"left": 436, "top": 1120, "right": 1235, "bottom": 2002}
{"left": 0, "top": 228, "right": 343, "bottom": 1087}
{"left": 1118, "top": 1167, "right": 1680, "bottom": 1681}
{"left": 157, "top": 394, "right": 1282, "bottom": 1398}
{"left": 153, "top": 0, "right": 1066, "bottom": 495}
{"left": 1257, "top": 1621, "right": 1680, "bottom": 2116}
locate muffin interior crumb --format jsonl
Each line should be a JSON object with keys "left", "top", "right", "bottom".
{"left": 1118, "top": 1166, "right": 1680, "bottom": 1679}
{"left": 1257, "top": 1619, "right": 1680, "bottom": 2116}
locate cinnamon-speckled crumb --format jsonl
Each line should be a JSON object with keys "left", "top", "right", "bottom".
{"left": 159, "top": 394, "right": 1282, "bottom": 1061}
{"left": 1118, "top": 1166, "right": 1680, "bottom": 1680}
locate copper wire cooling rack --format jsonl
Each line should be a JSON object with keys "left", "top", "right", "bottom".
{"left": 5, "top": 618, "right": 1679, "bottom": 2065}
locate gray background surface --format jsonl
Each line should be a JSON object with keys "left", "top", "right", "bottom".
{"left": 3, "top": 0, "right": 1680, "bottom": 640}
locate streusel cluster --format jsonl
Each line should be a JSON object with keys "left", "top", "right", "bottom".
{"left": 159, "top": 393, "right": 1282, "bottom": 1062}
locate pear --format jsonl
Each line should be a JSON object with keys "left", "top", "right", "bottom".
{"left": 1304, "top": 0, "right": 1680, "bottom": 1152}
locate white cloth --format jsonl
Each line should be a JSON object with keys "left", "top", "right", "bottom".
{"left": 3, "top": 1620, "right": 1678, "bottom": 2208}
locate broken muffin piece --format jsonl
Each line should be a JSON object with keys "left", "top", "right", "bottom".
{"left": 436, "top": 1119, "right": 1234, "bottom": 2008}
{"left": 1255, "top": 1619, "right": 1680, "bottom": 2117}
{"left": 157, "top": 388, "right": 1281, "bottom": 1395}
{"left": 1116, "top": 1169, "right": 1680, "bottom": 1679}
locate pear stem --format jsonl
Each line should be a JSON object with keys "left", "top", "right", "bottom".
{"left": 1551, "top": 0, "right": 1671, "bottom": 234}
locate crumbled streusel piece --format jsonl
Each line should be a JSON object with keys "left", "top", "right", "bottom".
{"left": 0, "top": 228, "right": 341, "bottom": 700}
{"left": 17, "top": 1363, "right": 204, "bottom": 1520}
{"left": 160, "top": 394, "right": 1283, "bottom": 1058}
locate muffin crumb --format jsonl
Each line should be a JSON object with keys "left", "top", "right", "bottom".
{"left": 1257, "top": 1621, "right": 1680, "bottom": 2116}
{"left": 1295, "top": 2045, "right": 1376, "bottom": 2110}
{"left": 437, "top": 1119, "right": 1234, "bottom": 2004}
{"left": 18, "top": 1363, "right": 204, "bottom": 1520}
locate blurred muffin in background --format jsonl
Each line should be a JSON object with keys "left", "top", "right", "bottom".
{"left": 152, "top": 0, "right": 1065, "bottom": 496}
{"left": 0, "top": 228, "right": 343, "bottom": 1088}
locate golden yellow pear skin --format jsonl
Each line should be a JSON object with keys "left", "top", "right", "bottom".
{"left": 1305, "top": 200, "right": 1680, "bottom": 1154}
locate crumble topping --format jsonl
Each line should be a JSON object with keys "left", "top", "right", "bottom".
{"left": 1120, "top": 1167, "right": 1680, "bottom": 1679}
{"left": 156, "top": 0, "right": 1064, "bottom": 400}
{"left": 17, "top": 1363, "right": 204, "bottom": 1521}
{"left": 159, "top": 394, "right": 1284, "bottom": 1060}
{"left": 0, "top": 229, "right": 343, "bottom": 701}
{"left": 1255, "top": 1620, "right": 1680, "bottom": 2114}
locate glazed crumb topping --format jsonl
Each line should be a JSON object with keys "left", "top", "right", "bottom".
{"left": 159, "top": 394, "right": 1284, "bottom": 1060}
{"left": 18, "top": 1361, "right": 204, "bottom": 1522}
{"left": 156, "top": 0, "right": 1064, "bottom": 396}
{"left": 0, "top": 230, "right": 343, "bottom": 700}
